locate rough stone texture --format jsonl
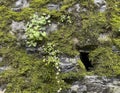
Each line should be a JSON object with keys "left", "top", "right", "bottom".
{"left": 94, "top": 0, "right": 106, "bottom": 12}
{"left": 46, "top": 23, "right": 58, "bottom": 33}
{"left": 47, "top": 3, "right": 60, "bottom": 11}
{"left": 12, "top": 0, "right": 29, "bottom": 11}
{"left": 11, "top": 21, "right": 26, "bottom": 32}
{"left": 0, "top": 57, "right": 2, "bottom": 62}
{"left": 59, "top": 55, "right": 79, "bottom": 72}
{"left": 0, "top": 89, "right": 5, "bottom": 93}
{"left": 69, "top": 76, "right": 120, "bottom": 93}
{"left": 68, "top": 4, "right": 80, "bottom": 13}
{"left": 10, "top": 21, "right": 26, "bottom": 40}
{"left": 0, "top": 66, "right": 11, "bottom": 72}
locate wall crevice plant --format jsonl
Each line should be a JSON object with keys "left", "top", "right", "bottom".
{"left": 25, "top": 13, "right": 51, "bottom": 47}
{"left": 42, "top": 42, "right": 62, "bottom": 93}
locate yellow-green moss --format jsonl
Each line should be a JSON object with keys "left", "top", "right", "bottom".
{"left": 77, "top": 59, "right": 86, "bottom": 71}
{"left": 48, "top": 26, "right": 79, "bottom": 56}
{"left": 12, "top": 8, "right": 34, "bottom": 21}
{"left": 0, "top": 0, "right": 16, "bottom": 7}
{"left": 0, "top": 6, "right": 13, "bottom": 31}
{"left": 40, "top": 8, "right": 63, "bottom": 17}
{"left": 61, "top": 0, "right": 76, "bottom": 11}
{"left": 113, "top": 38, "right": 120, "bottom": 49}
{"left": 89, "top": 47, "right": 120, "bottom": 77}
{"left": 30, "top": 0, "right": 50, "bottom": 11}
{"left": 0, "top": 31, "right": 16, "bottom": 46}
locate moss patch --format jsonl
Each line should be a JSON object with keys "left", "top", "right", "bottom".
{"left": 48, "top": 26, "right": 79, "bottom": 56}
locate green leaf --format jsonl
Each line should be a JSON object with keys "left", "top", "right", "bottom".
{"left": 41, "top": 32, "right": 47, "bottom": 37}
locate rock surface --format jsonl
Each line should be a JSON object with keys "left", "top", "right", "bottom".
{"left": 10, "top": 21, "right": 26, "bottom": 40}
{"left": 68, "top": 76, "right": 120, "bottom": 93}
{"left": 94, "top": 0, "right": 106, "bottom": 12}
{"left": 59, "top": 55, "right": 79, "bottom": 72}
{"left": 46, "top": 23, "right": 58, "bottom": 33}
{"left": 0, "top": 57, "right": 2, "bottom": 62}
{"left": 47, "top": 3, "right": 60, "bottom": 11}
{"left": 12, "top": 0, "right": 29, "bottom": 11}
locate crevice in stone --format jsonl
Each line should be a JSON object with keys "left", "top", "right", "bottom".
{"left": 80, "top": 52, "right": 93, "bottom": 71}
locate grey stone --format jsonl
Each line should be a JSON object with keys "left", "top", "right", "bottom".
{"left": 78, "top": 85, "right": 87, "bottom": 92}
{"left": 46, "top": 23, "right": 58, "bottom": 33}
{"left": 106, "top": 85, "right": 120, "bottom": 93}
{"left": 0, "top": 88, "right": 6, "bottom": 93}
{"left": 112, "top": 46, "right": 120, "bottom": 53}
{"left": 68, "top": 4, "right": 80, "bottom": 13}
{"left": 100, "top": 5, "right": 106, "bottom": 12}
{"left": 12, "top": 0, "right": 29, "bottom": 11}
{"left": 74, "top": 4, "right": 80, "bottom": 12}
{"left": 94, "top": 0, "right": 106, "bottom": 6}
{"left": 0, "top": 57, "right": 2, "bottom": 62}
{"left": 10, "top": 21, "right": 26, "bottom": 40}
{"left": 0, "top": 66, "right": 11, "bottom": 73}
{"left": 71, "top": 85, "right": 79, "bottom": 92}
{"left": 11, "top": 21, "right": 26, "bottom": 32}
{"left": 67, "top": 75, "right": 120, "bottom": 93}
{"left": 59, "top": 55, "right": 79, "bottom": 72}
{"left": 47, "top": 4, "right": 60, "bottom": 11}
{"left": 94, "top": 0, "right": 106, "bottom": 12}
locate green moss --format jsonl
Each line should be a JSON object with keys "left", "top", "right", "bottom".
{"left": 0, "top": 47, "right": 71, "bottom": 93}
{"left": 30, "top": 0, "right": 50, "bottom": 11}
{"left": 0, "top": 6, "right": 13, "bottom": 31}
{"left": 48, "top": 26, "right": 79, "bottom": 56}
{"left": 89, "top": 47, "right": 120, "bottom": 77}
{"left": 60, "top": 0, "right": 76, "bottom": 11}
{"left": 0, "top": 31, "right": 16, "bottom": 47}
{"left": 12, "top": 8, "right": 34, "bottom": 21}
{"left": 113, "top": 38, "right": 120, "bottom": 49}
{"left": 0, "top": 0, "right": 16, "bottom": 7}
{"left": 77, "top": 59, "right": 86, "bottom": 71}
{"left": 40, "top": 8, "right": 63, "bottom": 17}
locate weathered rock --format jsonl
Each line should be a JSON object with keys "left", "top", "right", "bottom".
{"left": 0, "top": 66, "right": 11, "bottom": 72}
{"left": 12, "top": 0, "right": 29, "bottom": 11}
{"left": 68, "top": 76, "right": 120, "bottom": 93}
{"left": 46, "top": 23, "right": 58, "bottom": 33}
{"left": 11, "top": 21, "right": 26, "bottom": 32}
{"left": 10, "top": 21, "right": 26, "bottom": 40}
{"left": 94, "top": 0, "right": 106, "bottom": 12}
{"left": 0, "top": 57, "right": 2, "bottom": 62}
{"left": 107, "top": 85, "right": 120, "bottom": 93}
{"left": 0, "top": 89, "right": 6, "bottom": 93}
{"left": 47, "top": 3, "right": 60, "bottom": 11}
{"left": 71, "top": 84, "right": 79, "bottom": 93}
{"left": 99, "top": 5, "right": 106, "bottom": 12}
{"left": 59, "top": 55, "right": 79, "bottom": 72}
{"left": 68, "top": 4, "right": 80, "bottom": 13}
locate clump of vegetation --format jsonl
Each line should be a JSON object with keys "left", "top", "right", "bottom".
{"left": 60, "top": 15, "right": 72, "bottom": 23}
{"left": 43, "top": 42, "right": 60, "bottom": 65}
{"left": 0, "top": 47, "right": 69, "bottom": 93}
{"left": 89, "top": 47, "right": 120, "bottom": 77}
{"left": 25, "top": 13, "right": 51, "bottom": 47}
{"left": 48, "top": 26, "right": 79, "bottom": 56}
{"left": 43, "top": 42, "right": 63, "bottom": 93}
{"left": 0, "top": 0, "right": 120, "bottom": 92}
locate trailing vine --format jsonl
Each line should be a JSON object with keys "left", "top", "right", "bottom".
{"left": 42, "top": 42, "right": 62, "bottom": 93}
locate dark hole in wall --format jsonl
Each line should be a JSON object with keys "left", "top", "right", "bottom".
{"left": 80, "top": 52, "right": 93, "bottom": 71}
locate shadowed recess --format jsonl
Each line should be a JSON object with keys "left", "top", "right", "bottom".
{"left": 80, "top": 52, "right": 93, "bottom": 71}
